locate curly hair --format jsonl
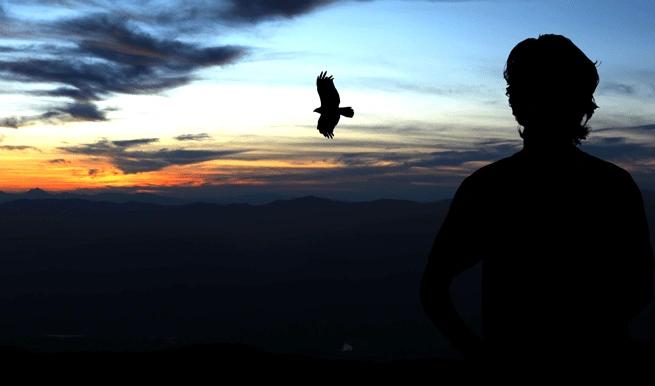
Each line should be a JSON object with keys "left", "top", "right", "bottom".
{"left": 503, "top": 34, "right": 599, "bottom": 145}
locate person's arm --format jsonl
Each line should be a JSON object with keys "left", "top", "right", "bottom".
{"left": 618, "top": 175, "right": 654, "bottom": 322}
{"left": 419, "top": 177, "right": 483, "bottom": 358}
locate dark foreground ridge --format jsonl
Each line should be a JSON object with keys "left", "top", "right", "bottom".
{"left": 2, "top": 341, "right": 655, "bottom": 381}
{"left": 0, "top": 342, "right": 472, "bottom": 382}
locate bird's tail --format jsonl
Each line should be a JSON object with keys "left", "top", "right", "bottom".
{"left": 339, "top": 107, "right": 354, "bottom": 118}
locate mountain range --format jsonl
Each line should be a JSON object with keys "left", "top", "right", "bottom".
{"left": 0, "top": 190, "right": 652, "bottom": 360}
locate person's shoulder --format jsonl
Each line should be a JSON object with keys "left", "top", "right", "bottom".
{"left": 576, "top": 148, "right": 636, "bottom": 183}
{"left": 454, "top": 151, "right": 522, "bottom": 196}
{"left": 464, "top": 151, "right": 522, "bottom": 183}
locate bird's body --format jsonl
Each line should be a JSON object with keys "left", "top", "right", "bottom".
{"left": 314, "top": 71, "right": 354, "bottom": 138}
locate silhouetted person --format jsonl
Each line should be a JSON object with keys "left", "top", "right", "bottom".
{"left": 420, "top": 34, "right": 654, "bottom": 365}
{"left": 314, "top": 71, "right": 354, "bottom": 139}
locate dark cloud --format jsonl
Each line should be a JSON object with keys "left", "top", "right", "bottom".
{"left": 111, "top": 138, "right": 159, "bottom": 148}
{"left": 48, "top": 158, "right": 70, "bottom": 164}
{"left": 5, "top": 0, "right": 346, "bottom": 28}
{"left": 88, "top": 168, "right": 100, "bottom": 177}
{"left": 57, "top": 101, "right": 107, "bottom": 121}
{"left": 405, "top": 143, "right": 519, "bottom": 168}
{"left": 59, "top": 138, "right": 248, "bottom": 174}
{"left": 582, "top": 136, "right": 655, "bottom": 161}
{"left": 0, "top": 145, "right": 40, "bottom": 151}
{"left": 151, "top": 0, "right": 340, "bottom": 27}
{"left": 197, "top": 140, "right": 523, "bottom": 196}
{"left": 63, "top": 14, "right": 247, "bottom": 67}
{"left": 0, "top": 102, "right": 107, "bottom": 128}
{"left": 186, "top": 152, "right": 475, "bottom": 202}
{"left": 215, "top": 0, "right": 338, "bottom": 24}
{"left": 593, "top": 123, "right": 655, "bottom": 134}
{"left": 0, "top": 114, "right": 43, "bottom": 129}
{"left": 174, "top": 133, "right": 213, "bottom": 141}
{"left": 335, "top": 151, "right": 414, "bottom": 166}
{"left": 575, "top": 128, "right": 655, "bottom": 190}
{"left": 160, "top": 1, "right": 467, "bottom": 27}
{"left": 34, "top": 87, "right": 101, "bottom": 101}
{"left": 0, "top": 118, "right": 20, "bottom": 128}
{"left": 600, "top": 82, "right": 636, "bottom": 96}
{"left": 114, "top": 149, "right": 248, "bottom": 174}
{"left": 631, "top": 124, "right": 655, "bottom": 131}
{"left": 0, "top": 13, "right": 247, "bottom": 126}
{"left": 597, "top": 79, "right": 655, "bottom": 99}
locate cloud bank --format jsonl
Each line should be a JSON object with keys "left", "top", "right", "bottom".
{"left": 58, "top": 138, "right": 248, "bottom": 173}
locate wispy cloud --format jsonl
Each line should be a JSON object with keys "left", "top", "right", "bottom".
{"left": 0, "top": 145, "right": 40, "bottom": 151}
{"left": 58, "top": 138, "right": 249, "bottom": 173}
{"left": 597, "top": 77, "right": 655, "bottom": 99}
{"left": 174, "top": 133, "right": 213, "bottom": 142}
{"left": 0, "top": 9, "right": 247, "bottom": 127}
{"left": 111, "top": 138, "right": 159, "bottom": 148}
{"left": 145, "top": 0, "right": 342, "bottom": 28}
{"left": 47, "top": 158, "right": 70, "bottom": 164}
{"left": 599, "top": 81, "right": 636, "bottom": 96}
{"left": 0, "top": 102, "right": 107, "bottom": 128}
{"left": 583, "top": 133, "right": 655, "bottom": 161}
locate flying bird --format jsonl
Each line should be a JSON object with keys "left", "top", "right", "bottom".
{"left": 314, "top": 71, "right": 354, "bottom": 139}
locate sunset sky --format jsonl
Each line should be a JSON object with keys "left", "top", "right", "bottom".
{"left": 0, "top": 0, "right": 653, "bottom": 201}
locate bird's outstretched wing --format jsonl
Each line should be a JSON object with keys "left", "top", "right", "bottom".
{"left": 316, "top": 71, "right": 340, "bottom": 107}
{"left": 317, "top": 113, "right": 339, "bottom": 139}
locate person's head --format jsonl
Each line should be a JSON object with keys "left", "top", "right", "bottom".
{"left": 503, "top": 34, "right": 599, "bottom": 145}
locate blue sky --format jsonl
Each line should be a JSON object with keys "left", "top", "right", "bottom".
{"left": 0, "top": 0, "right": 653, "bottom": 201}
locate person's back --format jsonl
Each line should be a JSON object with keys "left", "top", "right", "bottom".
{"left": 420, "top": 34, "right": 654, "bottom": 364}
{"left": 461, "top": 146, "right": 652, "bottom": 359}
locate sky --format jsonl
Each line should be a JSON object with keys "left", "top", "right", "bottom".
{"left": 0, "top": 0, "right": 653, "bottom": 202}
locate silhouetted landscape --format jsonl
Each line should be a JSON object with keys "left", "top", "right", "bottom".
{"left": 0, "top": 1, "right": 653, "bottom": 379}
{"left": 0, "top": 189, "right": 653, "bottom": 363}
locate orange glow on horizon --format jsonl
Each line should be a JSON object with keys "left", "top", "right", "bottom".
{"left": 0, "top": 149, "right": 350, "bottom": 192}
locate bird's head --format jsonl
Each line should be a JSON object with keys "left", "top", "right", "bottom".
{"left": 313, "top": 107, "right": 323, "bottom": 114}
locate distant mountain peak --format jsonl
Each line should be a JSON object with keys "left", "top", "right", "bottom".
{"left": 265, "top": 195, "right": 338, "bottom": 208}
{"left": 278, "top": 195, "right": 336, "bottom": 204}
{"left": 24, "top": 188, "right": 49, "bottom": 196}
{"left": 294, "top": 195, "right": 332, "bottom": 201}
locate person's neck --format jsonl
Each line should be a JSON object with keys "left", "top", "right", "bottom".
{"left": 520, "top": 124, "right": 579, "bottom": 154}
{"left": 521, "top": 136, "right": 578, "bottom": 156}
